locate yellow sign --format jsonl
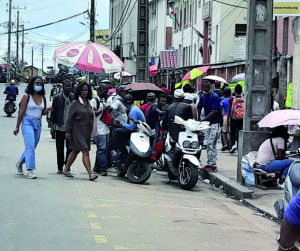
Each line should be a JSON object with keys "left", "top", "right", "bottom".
{"left": 285, "top": 83, "right": 293, "bottom": 108}
{"left": 274, "top": 1, "right": 300, "bottom": 16}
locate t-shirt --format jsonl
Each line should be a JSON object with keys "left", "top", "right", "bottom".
{"left": 90, "top": 96, "right": 110, "bottom": 135}
{"left": 256, "top": 137, "right": 285, "bottom": 165}
{"left": 140, "top": 102, "right": 152, "bottom": 117}
{"left": 221, "top": 98, "right": 230, "bottom": 115}
{"left": 197, "top": 92, "right": 222, "bottom": 125}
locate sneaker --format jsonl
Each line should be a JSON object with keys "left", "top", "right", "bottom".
{"left": 230, "top": 145, "right": 237, "bottom": 153}
{"left": 200, "top": 165, "right": 218, "bottom": 172}
{"left": 100, "top": 170, "right": 108, "bottom": 176}
{"left": 15, "top": 162, "right": 23, "bottom": 175}
{"left": 93, "top": 168, "right": 101, "bottom": 174}
{"left": 221, "top": 145, "right": 229, "bottom": 151}
{"left": 57, "top": 170, "right": 63, "bottom": 174}
{"left": 27, "top": 170, "right": 37, "bottom": 179}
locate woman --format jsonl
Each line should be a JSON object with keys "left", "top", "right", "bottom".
{"left": 256, "top": 126, "right": 293, "bottom": 185}
{"left": 63, "top": 83, "right": 98, "bottom": 181}
{"left": 13, "top": 76, "right": 52, "bottom": 179}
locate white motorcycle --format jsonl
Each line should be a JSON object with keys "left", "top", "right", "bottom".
{"left": 114, "top": 120, "right": 154, "bottom": 184}
{"left": 158, "top": 116, "right": 210, "bottom": 190}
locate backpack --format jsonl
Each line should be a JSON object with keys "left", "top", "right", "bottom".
{"left": 231, "top": 97, "right": 244, "bottom": 120}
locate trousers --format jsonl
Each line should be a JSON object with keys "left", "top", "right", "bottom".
{"left": 206, "top": 123, "right": 219, "bottom": 167}
{"left": 94, "top": 134, "right": 109, "bottom": 171}
{"left": 19, "top": 115, "right": 42, "bottom": 170}
{"left": 230, "top": 119, "right": 243, "bottom": 148}
{"left": 113, "top": 128, "right": 132, "bottom": 155}
{"left": 55, "top": 130, "right": 72, "bottom": 171}
{"left": 260, "top": 159, "right": 294, "bottom": 178}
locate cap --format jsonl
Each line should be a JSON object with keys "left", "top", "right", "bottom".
{"left": 174, "top": 89, "right": 185, "bottom": 99}
{"left": 123, "top": 94, "right": 134, "bottom": 104}
{"left": 117, "top": 85, "right": 130, "bottom": 93}
{"left": 184, "top": 93, "right": 194, "bottom": 102}
{"left": 147, "top": 92, "right": 156, "bottom": 99}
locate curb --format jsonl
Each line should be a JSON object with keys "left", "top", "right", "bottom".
{"left": 199, "top": 169, "right": 254, "bottom": 199}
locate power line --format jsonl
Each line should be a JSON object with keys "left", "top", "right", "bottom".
{"left": 213, "top": 0, "right": 247, "bottom": 9}
{"left": 0, "top": 10, "right": 88, "bottom": 36}
{"left": 20, "top": 0, "right": 72, "bottom": 13}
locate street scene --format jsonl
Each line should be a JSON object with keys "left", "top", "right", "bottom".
{"left": 1, "top": 0, "right": 300, "bottom": 250}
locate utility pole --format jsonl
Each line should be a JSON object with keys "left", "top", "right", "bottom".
{"left": 89, "top": 0, "right": 95, "bottom": 85}
{"left": 7, "top": 0, "right": 12, "bottom": 85}
{"left": 31, "top": 47, "right": 33, "bottom": 76}
{"left": 136, "top": 0, "right": 149, "bottom": 82}
{"left": 21, "top": 25, "right": 24, "bottom": 68}
{"left": 237, "top": 0, "right": 274, "bottom": 183}
{"left": 41, "top": 44, "right": 44, "bottom": 75}
{"left": 16, "top": 11, "right": 19, "bottom": 75}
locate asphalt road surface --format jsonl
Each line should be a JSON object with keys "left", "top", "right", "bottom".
{"left": 0, "top": 83, "right": 279, "bottom": 251}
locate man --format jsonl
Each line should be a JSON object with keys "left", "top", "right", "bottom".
{"left": 110, "top": 85, "right": 129, "bottom": 123}
{"left": 162, "top": 89, "right": 193, "bottom": 143}
{"left": 4, "top": 79, "right": 19, "bottom": 102}
{"left": 146, "top": 94, "right": 167, "bottom": 130}
{"left": 213, "top": 81, "right": 224, "bottom": 98}
{"left": 91, "top": 84, "right": 110, "bottom": 176}
{"left": 50, "top": 79, "right": 74, "bottom": 174}
{"left": 197, "top": 79, "right": 222, "bottom": 172}
{"left": 114, "top": 94, "right": 145, "bottom": 162}
{"left": 140, "top": 92, "right": 156, "bottom": 118}
{"left": 184, "top": 93, "right": 198, "bottom": 120}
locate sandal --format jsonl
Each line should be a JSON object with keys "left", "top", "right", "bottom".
{"left": 63, "top": 171, "right": 74, "bottom": 178}
{"left": 89, "top": 174, "right": 98, "bottom": 181}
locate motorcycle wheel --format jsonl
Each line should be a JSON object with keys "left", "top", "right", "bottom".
{"left": 179, "top": 163, "right": 199, "bottom": 190}
{"left": 6, "top": 112, "right": 12, "bottom": 117}
{"left": 127, "top": 161, "right": 151, "bottom": 184}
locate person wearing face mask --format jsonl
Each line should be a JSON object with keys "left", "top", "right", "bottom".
{"left": 197, "top": 79, "right": 222, "bottom": 172}
{"left": 13, "top": 76, "right": 52, "bottom": 179}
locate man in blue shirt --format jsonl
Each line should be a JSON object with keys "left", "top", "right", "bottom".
{"left": 197, "top": 79, "right": 222, "bottom": 171}
{"left": 4, "top": 79, "right": 19, "bottom": 101}
{"left": 114, "top": 94, "right": 145, "bottom": 162}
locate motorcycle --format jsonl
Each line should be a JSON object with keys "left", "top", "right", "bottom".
{"left": 4, "top": 96, "right": 17, "bottom": 117}
{"left": 157, "top": 116, "right": 210, "bottom": 190}
{"left": 113, "top": 120, "right": 154, "bottom": 184}
{"left": 274, "top": 149, "right": 300, "bottom": 220}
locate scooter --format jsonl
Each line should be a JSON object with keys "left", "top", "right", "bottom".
{"left": 274, "top": 149, "right": 300, "bottom": 220}
{"left": 157, "top": 116, "right": 210, "bottom": 190}
{"left": 113, "top": 120, "right": 154, "bottom": 184}
{"left": 4, "top": 96, "right": 17, "bottom": 117}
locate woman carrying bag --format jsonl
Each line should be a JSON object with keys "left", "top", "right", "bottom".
{"left": 14, "top": 76, "right": 52, "bottom": 179}
{"left": 63, "top": 83, "right": 98, "bottom": 181}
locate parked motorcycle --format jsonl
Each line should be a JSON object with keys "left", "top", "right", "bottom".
{"left": 274, "top": 149, "right": 300, "bottom": 220}
{"left": 4, "top": 96, "right": 17, "bottom": 117}
{"left": 113, "top": 120, "right": 154, "bottom": 184}
{"left": 157, "top": 116, "right": 210, "bottom": 190}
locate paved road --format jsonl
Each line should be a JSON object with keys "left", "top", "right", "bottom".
{"left": 0, "top": 83, "right": 279, "bottom": 251}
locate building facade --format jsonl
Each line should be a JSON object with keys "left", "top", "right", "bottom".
{"left": 95, "top": 29, "right": 111, "bottom": 49}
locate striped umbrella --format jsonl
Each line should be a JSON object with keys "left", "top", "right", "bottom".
{"left": 182, "top": 66, "right": 211, "bottom": 81}
{"left": 53, "top": 41, "right": 124, "bottom": 74}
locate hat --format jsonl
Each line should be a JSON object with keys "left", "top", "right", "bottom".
{"left": 117, "top": 85, "right": 130, "bottom": 93}
{"left": 147, "top": 92, "right": 156, "bottom": 100}
{"left": 174, "top": 89, "right": 185, "bottom": 99}
{"left": 123, "top": 94, "right": 134, "bottom": 104}
{"left": 184, "top": 93, "right": 194, "bottom": 102}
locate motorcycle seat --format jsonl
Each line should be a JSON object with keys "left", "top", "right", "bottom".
{"left": 289, "top": 162, "right": 300, "bottom": 187}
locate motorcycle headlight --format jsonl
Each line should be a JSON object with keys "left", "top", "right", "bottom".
{"left": 183, "top": 140, "right": 191, "bottom": 148}
{"left": 191, "top": 141, "right": 199, "bottom": 149}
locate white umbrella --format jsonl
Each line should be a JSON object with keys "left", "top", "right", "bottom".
{"left": 203, "top": 75, "right": 228, "bottom": 84}
{"left": 114, "top": 71, "right": 132, "bottom": 80}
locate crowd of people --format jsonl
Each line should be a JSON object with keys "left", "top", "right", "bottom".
{"left": 12, "top": 75, "right": 250, "bottom": 180}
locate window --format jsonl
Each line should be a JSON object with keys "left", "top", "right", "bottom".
{"left": 198, "top": 0, "right": 201, "bottom": 8}
{"left": 105, "top": 35, "right": 109, "bottom": 38}
{"left": 189, "top": 4, "right": 192, "bottom": 25}
{"left": 194, "top": 44, "right": 196, "bottom": 64}
{"left": 184, "top": 3, "right": 187, "bottom": 27}
{"left": 188, "top": 46, "right": 191, "bottom": 65}
{"left": 175, "top": 7, "right": 179, "bottom": 31}
{"left": 96, "top": 35, "right": 104, "bottom": 40}
{"left": 179, "top": 44, "right": 182, "bottom": 66}
{"left": 235, "top": 24, "right": 247, "bottom": 36}
{"left": 180, "top": 9, "right": 182, "bottom": 29}
{"left": 183, "top": 47, "right": 186, "bottom": 66}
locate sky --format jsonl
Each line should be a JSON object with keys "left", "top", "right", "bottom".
{"left": 0, "top": 0, "right": 109, "bottom": 71}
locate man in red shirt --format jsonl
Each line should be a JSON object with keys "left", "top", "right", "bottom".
{"left": 140, "top": 92, "right": 156, "bottom": 118}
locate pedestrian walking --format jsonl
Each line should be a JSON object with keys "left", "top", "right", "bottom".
{"left": 50, "top": 79, "right": 74, "bottom": 174}
{"left": 63, "top": 83, "right": 98, "bottom": 181}
{"left": 90, "top": 84, "right": 110, "bottom": 176}
{"left": 228, "top": 84, "right": 244, "bottom": 153}
{"left": 220, "top": 87, "right": 231, "bottom": 151}
{"left": 140, "top": 92, "right": 156, "bottom": 118}
{"left": 197, "top": 79, "right": 222, "bottom": 171}
{"left": 13, "top": 76, "right": 52, "bottom": 179}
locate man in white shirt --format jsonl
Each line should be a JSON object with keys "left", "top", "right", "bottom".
{"left": 90, "top": 84, "right": 110, "bottom": 176}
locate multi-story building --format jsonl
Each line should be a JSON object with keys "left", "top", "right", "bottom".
{"left": 172, "top": 0, "right": 248, "bottom": 67}
{"left": 95, "top": 29, "right": 111, "bottom": 49}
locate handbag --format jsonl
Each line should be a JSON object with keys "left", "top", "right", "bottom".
{"left": 100, "top": 111, "right": 113, "bottom": 125}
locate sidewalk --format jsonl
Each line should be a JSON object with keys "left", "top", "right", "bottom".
{"left": 200, "top": 145, "right": 284, "bottom": 218}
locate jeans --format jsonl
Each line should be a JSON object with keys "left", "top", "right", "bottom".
{"left": 260, "top": 159, "right": 294, "bottom": 178}
{"left": 230, "top": 119, "right": 243, "bottom": 148}
{"left": 206, "top": 123, "right": 219, "bottom": 167}
{"left": 19, "top": 115, "right": 42, "bottom": 170}
{"left": 55, "top": 130, "right": 72, "bottom": 171}
{"left": 94, "top": 134, "right": 109, "bottom": 171}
